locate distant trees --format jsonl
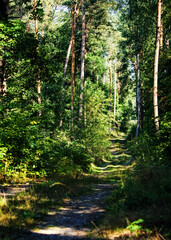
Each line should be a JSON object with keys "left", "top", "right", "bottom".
{"left": 117, "top": 0, "right": 170, "bottom": 135}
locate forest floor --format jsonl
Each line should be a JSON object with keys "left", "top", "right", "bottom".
{"left": 1, "top": 134, "right": 163, "bottom": 240}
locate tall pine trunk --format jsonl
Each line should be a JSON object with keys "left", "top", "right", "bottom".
{"left": 63, "top": 2, "right": 81, "bottom": 81}
{"left": 0, "top": 0, "right": 9, "bottom": 95}
{"left": 79, "top": 0, "right": 86, "bottom": 124}
{"left": 71, "top": 0, "right": 76, "bottom": 132}
{"left": 60, "top": 1, "right": 80, "bottom": 128}
{"left": 153, "top": 0, "right": 162, "bottom": 132}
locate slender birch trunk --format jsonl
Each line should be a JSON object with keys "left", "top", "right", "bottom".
{"left": 109, "top": 60, "right": 112, "bottom": 113}
{"left": 160, "top": 2, "right": 163, "bottom": 51}
{"left": 34, "top": 0, "right": 41, "bottom": 115}
{"left": 117, "top": 70, "right": 120, "bottom": 131}
{"left": 79, "top": 0, "right": 86, "bottom": 123}
{"left": 71, "top": 0, "right": 76, "bottom": 132}
{"left": 135, "top": 54, "right": 140, "bottom": 137}
{"left": 113, "top": 60, "right": 117, "bottom": 129}
{"left": 153, "top": 0, "right": 162, "bottom": 132}
{"left": 84, "top": 78, "right": 87, "bottom": 127}
{"left": 63, "top": 38, "right": 72, "bottom": 80}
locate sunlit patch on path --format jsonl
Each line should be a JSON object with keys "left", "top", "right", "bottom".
{"left": 0, "top": 184, "right": 32, "bottom": 198}
{"left": 17, "top": 184, "right": 112, "bottom": 239}
{"left": 91, "top": 136, "right": 133, "bottom": 175}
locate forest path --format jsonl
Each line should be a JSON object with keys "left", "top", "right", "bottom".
{"left": 17, "top": 183, "right": 113, "bottom": 240}
{"left": 3, "top": 135, "right": 130, "bottom": 240}
{"left": 17, "top": 135, "right": 130, "bottom": 240}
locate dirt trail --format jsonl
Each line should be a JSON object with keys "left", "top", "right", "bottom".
{"left": 0, "top": 184, "right": 32, "bottom": 198}
{"left": 16, "top": 184, "right": 113, "bottom": 240}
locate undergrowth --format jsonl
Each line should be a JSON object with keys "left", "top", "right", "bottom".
{"left": 90, "top": 131, "right": 171, "bottom": 239}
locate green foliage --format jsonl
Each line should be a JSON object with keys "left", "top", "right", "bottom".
{"left": 74, "top": 80, "right": 111, "bottom": 164}
{"left": 107, "top": 130, "right": 171, "bottom": 231}
{"left": 126, "top": 219, "right": 144, "bottom": 233}
{"left": 40, "top": 134, "right": 94, "bottom": 177}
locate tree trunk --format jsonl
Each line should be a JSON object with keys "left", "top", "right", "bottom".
{"left": 0, "top": 0, "right": 9, "bottom": 95}
{"left": 63, "top": 38, "right": 72, "bottom": 80}
{"left": 79, "top": 0, "right": 86, "bottom": 124}
{"left": 117, "top": 69, "right": 121, "bottom": 131}
{"left": 153, "top": 0, "right": 162, "bottom": 132}
{"left": 60, "top": 1, "right": 80, "bottom": 128}
{"left": 96, "top": 74, "right": 98, "bottom": 90}
{"left": 109, "top": 60, "right": 112, "bottom": 113}
{"left": 20, "top": 0, "right": 23, "bottom": 20}
{"left": 113, "top": 59, "right": 117, "bottom": 129}
{"left": 135, "top": 54, "right": 140, "bottom": 137}
{"left": 71, "top": 0, "right": 76, "bottom": 132}
{"left": 63, "top": 1, "right": 81, "bottom": 81}
{"left": 140, "top": 49, "right": 144, "bottom": 130}
{"left": 84, "top": 78, "right": 87, "bottom": 127}
{"left": 160, "top": 2, "right": 163, "bottom": 51}
{"left": 34, "top": 0, "right": 41, "bottom": 116}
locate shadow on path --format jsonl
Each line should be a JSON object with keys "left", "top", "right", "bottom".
{"left": 11, "top": 184, "right": 113, "bottom": 240}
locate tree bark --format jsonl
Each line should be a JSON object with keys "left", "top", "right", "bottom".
{"left": 117, "top": 69, "right": 121, "bottom": 130}
{"left": 78, "top": 0, "right": 86, "bottom": 124}
{"left": 60, "top": 1, "right": 81, "bottom": 128}
{"left": 63, "top": 1, "right": 81, "bottom": 81}
{"left": 113, "top": 59, "right": 117, "bottom": 129}
{"left": 34, "top": 0, "right": 41, "bottom": 116}
{"left": 0, "top": 0, "right": 9, "bottom": 95}
{"left": 63, "top": 38, "right": 72, "bottom": 80}
{"left": 96, "top": 74, "right": 99, "bottom": 89}
{"left": 135, "top": 54, "right": 140, "bottom": 137}
{"left": 71, "top": 0, "right": 76, "bottom": 132}
{"left": 153, "top": 0, "right": 162, "bottom": 132}
{"left": 84, "top": 78, "right": 87, "bottom": 127}
{"left": 109, "top": 60, "right": 112, "bottom": 113}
